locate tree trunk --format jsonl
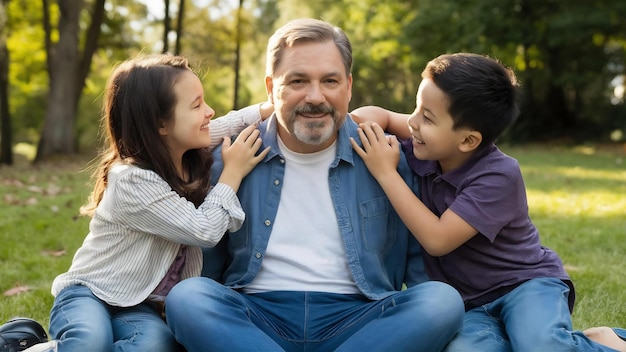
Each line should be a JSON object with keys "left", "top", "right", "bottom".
{"left": 35, "top": 0, "right": 105, "bottom": 161}
{"left": 77, "top": 0, "right": 105, "bottom": 104}
{"left": 0, "top": 0, "right": 11, "bottom": 165}
{"left": 163, "top": 0, "right": 171, "bottom": 53}
{"left": 0, "top": 40, "right": 12, "bottom": 165}
{"left": 174, "top": 0, "right": 185, "bottom": 55}
{"left": 36, "top": 0, "right": 82, "bottom": 161}
{"left": 233, "top": 0, "right": 244, "bottom": 110}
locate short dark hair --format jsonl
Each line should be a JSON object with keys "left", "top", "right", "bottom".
{"left": 422, "top": 53, "right": 521, "bottom": 149}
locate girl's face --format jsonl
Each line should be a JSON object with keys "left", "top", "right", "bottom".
{"left": 407, "top": 78, "right": 472, "bottom": 173}
{"left": 160, "top": 70, "right": 215, "bottom": 160}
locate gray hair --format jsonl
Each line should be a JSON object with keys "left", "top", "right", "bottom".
{"left": 265, "top": 18, "right": 352, "bottom": 77}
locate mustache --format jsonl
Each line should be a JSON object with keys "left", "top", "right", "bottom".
{"left": 294, "top": 104, "right": 335, "bottom": 115}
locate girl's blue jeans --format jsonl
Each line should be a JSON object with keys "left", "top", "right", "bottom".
{"left": 165, "top": 277, "right": 464, "bottom": 351}
{"left": 445, "top": 277, "right": 625, "bottom": 352}
{"left": 49, "top": 284, "right": 179, "bottom": 352}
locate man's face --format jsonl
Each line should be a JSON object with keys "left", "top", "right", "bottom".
{"left": 266, "top": 40, "right": 352, "bottom": 153}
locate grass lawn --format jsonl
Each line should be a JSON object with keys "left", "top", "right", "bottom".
{"left": 1, "top": 144, "right": 625, "bottom": 332}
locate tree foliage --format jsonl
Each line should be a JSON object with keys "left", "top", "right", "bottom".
{"left": 1, "top": 0, "right": 625, "bottom": 162}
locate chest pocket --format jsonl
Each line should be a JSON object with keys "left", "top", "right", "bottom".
{"left": 359, "top": 197, "right": 397, "bottom": 254}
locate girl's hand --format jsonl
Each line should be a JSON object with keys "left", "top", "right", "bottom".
{"left": 219, "top": 124, "right": 270, "bottom": 191}
{"left": 350, "top": 122, "right": 400, "bottom": 181}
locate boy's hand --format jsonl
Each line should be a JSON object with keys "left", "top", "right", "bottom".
{"left": 350, "top": 122, "right": 400, "bottom": 181}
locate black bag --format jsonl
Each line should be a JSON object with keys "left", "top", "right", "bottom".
{"left": 0, "top": 318, "right": 48, "bottom": 352}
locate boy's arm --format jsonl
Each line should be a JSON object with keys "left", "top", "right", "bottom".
{"left": 351, "top": 123, "right": 478, "bottom": 256}
{"left": 350, "top": 106, "right": 412, "bottom": 139}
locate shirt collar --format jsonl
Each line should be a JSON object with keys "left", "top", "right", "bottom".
{"left": 402, "top": 139, "right": 497, "bottom": 185}
{"left": 442, "top": 144, "right": 496, "bottom": 185}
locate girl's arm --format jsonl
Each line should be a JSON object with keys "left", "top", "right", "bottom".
{"left": 114, "top": 169, "right": 244, "bottom": 247}
{"left": 258, "top": 101, "right": 274, "bottom": 120}
{"left": 350, "top": 106, "right": 412, "bottom": 140}
{"left": 350, "top": 123, "right": 477, "bottom": 256}
{"left": 113, "top": 125, "right": 268, "bottom": 247}
{"left": 209, "top": 102, "right": 274, "bottom": 149}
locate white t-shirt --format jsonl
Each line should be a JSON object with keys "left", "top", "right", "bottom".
{"left": 244, "top": 137, "right": 359, "bottom": 294}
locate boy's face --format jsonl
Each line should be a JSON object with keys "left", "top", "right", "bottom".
{"left": 407, "top": 78, "right": 473, "bottom": 172}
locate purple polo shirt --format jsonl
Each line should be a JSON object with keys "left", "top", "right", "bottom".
{"left": 401, "top": 141, "right": 574, "bottom": 311}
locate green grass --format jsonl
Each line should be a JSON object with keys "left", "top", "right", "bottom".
{"left": 501, "top": 144, "right": 626, "bottom": 329}
{"left": 1, "top": 144, "right": 625, "bottom": 332}
{"left": 0, "top": 154, "right": 94, "bottom": 328}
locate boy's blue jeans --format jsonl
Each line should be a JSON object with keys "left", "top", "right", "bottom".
{"left": 49, "top": 284, "right": 178, "bottom": 352}
{"left": 166, "top": 278, "right": 464, "bottom": 351}
{"left": 445, "top": 277, "right": 625, "bottom": 352}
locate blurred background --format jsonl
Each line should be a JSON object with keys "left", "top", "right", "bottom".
{"left": 1, "top": 0, "right": 625, "bottom": 163}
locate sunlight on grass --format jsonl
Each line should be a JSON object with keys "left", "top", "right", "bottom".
{"left": 524, "top": 161, "right": 626, "bottom": 218}
{"left": 528, "top": 189, "right": 626, "bottom": 217}
{"left": 526, "top": 165, "right": 626, "bottom": 183}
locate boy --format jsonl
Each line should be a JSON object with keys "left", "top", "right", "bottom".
{"left": 350, "top": 52, "right": 626, "bottom": 351}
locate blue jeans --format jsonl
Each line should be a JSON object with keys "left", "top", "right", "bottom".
{"left": 444, "top": 277, "right": 623, "bottom": 352}
{"left": 166, "top": 278, "right": 464, "bottom": 351}
{"left": 49, "top": 284, "right": 179, "bottom": 352}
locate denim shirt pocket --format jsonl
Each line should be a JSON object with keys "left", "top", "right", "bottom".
{"left": 228, "top": 220, "right": 249, "bottom": 250}
{"left": 359, "top": 197, "right": 397, "bottom": 254}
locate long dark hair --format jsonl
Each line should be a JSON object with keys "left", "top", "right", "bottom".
{"left": 81, "top": 53, "right": 212, "bottom": 215}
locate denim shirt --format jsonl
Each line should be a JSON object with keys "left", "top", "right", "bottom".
{"left": 203, "top": 114, "right": 427, "bottom": 300}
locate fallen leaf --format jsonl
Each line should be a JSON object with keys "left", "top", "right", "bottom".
{"left": 27, "top": 185, "right": 44, "bottom": 193}
{"left": 4, "top": 285, "right": 31, "bottom": 296}
{"left": 3, "top": 194, "right": 20, "bottom": 205}
{"left": 41, "top": 249, "right": 67, "bottom": 257}
{"left": 45, "top": 184, "right": 62, "bottom": 196}
{"left": 7, "top": 179, "right": 24, "bottom": 187}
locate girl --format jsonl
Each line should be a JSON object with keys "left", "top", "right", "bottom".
{"left": 47, "top": 53, "right": 270, "bottom": 351}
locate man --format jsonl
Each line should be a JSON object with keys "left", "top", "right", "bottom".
{"left": 165, "top": 18, "right": 464, "bottom": 351}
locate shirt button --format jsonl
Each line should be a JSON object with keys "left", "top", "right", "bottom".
{"left": 280, "top": 158, "right": 285, "bottom": 164}
{"left": 264, "top": 219, "right": 271, "bottom": 226}
{"left": 255, "top": 252, "right": 262, "bottom": 259}
{"left": 273, "top": 179, "right": 280, "bottom": 186}
{"left": 170, "top": 274, "right": 179, "bottom": 280}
